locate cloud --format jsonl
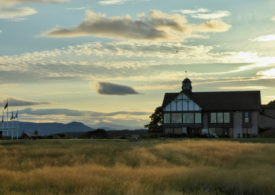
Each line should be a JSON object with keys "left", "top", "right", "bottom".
{"left": 19, "top": 108, "right": 149, "bottom": 129}
{"left": 20, "top": 108, "right": 148, "bottom": 117}
{"left": 257, "top": 68, "right": 275, "bottom": 78}
{"left": 194, "top": 19, "right": 231, "bottom": 32}
{"left": 96, "top": 82, "right": 139, "bottom": 95}
{"left": 177, "top": 8, "right": 208, "bottom": 14}
{"left": 176, "top": 9, "right": 230, "bottom": 19}
{"left": 191, "top": 10, "right": 230, "bottom": 20}
{"left": 42, "top": 10, "right": 231, "bottom": 41}
{"left": 251, "top": 34, "right": 275, "bottom": 42}
{"left": 0, "top": 7, "right": 37, "bottom": 21}
{"left": 218, "top": 86, "right": 269, "bottom": 90}
{"left": 0, "top": 41, "right": 270, "bottom": 85}
{"left": 272, "top": 16, "right": 275, "bottom": 21}
{"left": 0, "top": 0, "right": 69, "bottom": 21}
{"left": 66, "top": 7, "right": 87, "bottom": 11}
{"left": 0, "top": 42, "right": 218, "bottom": 83}
{"left": 0, "top": 0, "right": 69, "bottom": 6}
{"left": 99, "top": 0, "right": 127, "bottom": 5}
{"left": 0, "top": 97, "right": 50, "bottom": 107}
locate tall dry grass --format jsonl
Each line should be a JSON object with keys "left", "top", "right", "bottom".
{"left": 0, "top": 139, "right": 274, "bottom": 194}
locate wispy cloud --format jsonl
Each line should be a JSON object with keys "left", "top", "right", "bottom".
{"left": 177, "top": 8, "right": 208, "bottom": 14}
{"left": 191, "top": 10, "right": 230, "bottom": 20}
{"left": 257, "top": 68, "right": 275, "bottom": 79}
{"left": 66, "top": 7, "right": 87, "bottom": 11}
{"left": 19, "top": 108, "right": 149, "bottom": 129}
{"left": 0, "top": 96, "right": 50, "bottom": 107}
{"left": 0, "top": 0, "right": 70, "bottom": 6}
{"left": 0, "top": 7, "right": 37, "bottom": 21}
{"left": 218, "top": 86, "right": 269, "bottom": 90}
{"left": 20, "top": 108, "right": 148, "bottom": 117}
{"left": 42, "top": 10, "right": 231, "bottom": 41}
{"left": 176, "top": 8, "right": 230, "bottom": 20}
{"left": 0, "top": 0, "right": 69, "bottom": 21}
{"left": 251, "top": 34, "right": 275, "bottom": 42}
{"left": 98, "top": 0, "right": 127, "bottom": 5}
{"left": 95, "top": 82, "right": 139, "bottom": 95}
{"left": 1, "top": 41, "right": 273, "bottom": 85}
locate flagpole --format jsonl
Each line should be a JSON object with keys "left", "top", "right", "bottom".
{"left": 11, "top": 112, "right": 13, "bottom": 140}
{"left": 6, "top": 99, "right": 8, "bottom": 130}
{"left": 16, "top": 109, "right": 19, "bottom": 140}
{"left": 18, "top": 110, "right": 19, "bottom": 140}
{"left": 2, "top": 110, "right": 3, "bottom": 132}
{"left": 1, "top": 109, "right": 3, "bottom": 137}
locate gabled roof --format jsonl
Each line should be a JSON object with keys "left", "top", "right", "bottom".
{"left": 162, "top": 93, "right": 179, "bottom": 108}
{"left": 162, "top": 91, "right": 261, "bottom": 111}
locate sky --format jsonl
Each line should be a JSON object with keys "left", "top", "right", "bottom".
{"left": 0, "top": 0, "right": 275, "bottom": 129}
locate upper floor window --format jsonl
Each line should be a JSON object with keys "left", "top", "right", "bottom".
{"left": 163, "top": 94, "right": 201, "bottom": 112}
{"left": 244, "top": 112, "right": 249, "bottom": 123}
{"left": 210, "top": 113, "right": 216, "bottom": 123}
{"left": 210, "top": 112, "right": 230, "bottom": 124}
{"left": 224, "top": 112, "right": 230, "bottom": 123}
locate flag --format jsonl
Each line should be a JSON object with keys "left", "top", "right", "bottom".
{"left": 10, "top": 112, "right": 14, "bottom": 120}
{"left": 14, "top": 111, "right": 18, "bottom": 119}
{"left": 4, "top": 102, "right": 8, "bottom": 109}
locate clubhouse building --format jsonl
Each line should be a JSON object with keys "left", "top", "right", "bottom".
{"left": 162, "top": 78, "right": 275, "bottom": 138}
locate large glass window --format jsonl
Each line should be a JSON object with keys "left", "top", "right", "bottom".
{"left": 183, "top": 113, "right": 188, "bottom": 123}
{"left": 164, "top": 113, "right": 170, "bottom": 124}
{"left": 211, "top": 112, "right": 230, "bottom": 124}
{"left": 217, "top": 112, "right": 223, "bottom": 123}
{"left": 195, "top": 113, "right": 202, "bottom": 124}
{"left": 182, "top": 113, "right": 196, "bottom": 123}
{"left": 172, "top": 113, "right": 182, "bottom": 123}
{"left": 186, "top": 113, "right": 194, "bottom": 123}
{"left": 211, "top": 113, "right": 217, "bottom": 123}
{"left": 224, "top": 112, "right": 230, "bottom": 123}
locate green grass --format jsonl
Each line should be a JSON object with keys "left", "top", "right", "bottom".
{"left": 0, "top": 138, "right": 275, "bottom": 194}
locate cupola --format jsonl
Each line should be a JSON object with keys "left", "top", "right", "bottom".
{"left": 182, "top": 78, "right": 192, "bottom": 92}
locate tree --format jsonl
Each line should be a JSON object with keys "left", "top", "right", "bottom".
{"left": 267, "top": 100, "right": 275, "bottom": 107}
{"left": 34, "top": 130, "right": 38, "bottom": 136}
{"left": 144, "top": 106, "right": 163, "bottom": 136}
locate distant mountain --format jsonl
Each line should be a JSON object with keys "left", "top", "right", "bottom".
{"left": 18, "top": 121, "right": 93, "bottom": 136}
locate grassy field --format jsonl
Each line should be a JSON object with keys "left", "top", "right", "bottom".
{"left": 0, "top": 138, "right": 275, "bottom": 195}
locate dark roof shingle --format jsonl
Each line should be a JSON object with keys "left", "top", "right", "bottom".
{"left": 162, "top": 91, "right": 261, "bottom": 111}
